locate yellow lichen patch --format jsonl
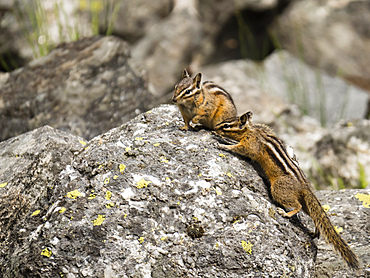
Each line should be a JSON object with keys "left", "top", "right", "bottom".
{"left": 104, "top": 178, "right": 110, "bottom": 184}
{"left": 322, "top": 204, "right": 331, "bottom": 212}
{"left": 153, "top": 143, "right": 160, "bottom": 147}
{"left": 136, "top": 179, "right": 151, "bottom": 189}
{"left": 288, "top": 265, "right": 296, "bottom": 272}
{"left": 125, "top": 147, "right": 131, "bottom": 152}
{"left": 41, "top": 248, "right": 52, "bottom": 257}
{"left": 79, "top": 140, "right": 86, "bottom": 146}
{"left": 119, "top": 164, "right": 126, "bottom": 173}
{"left": 98, "top": 165, "right": 103, "bottom": 170}
{"left": 214, "top": 188, "right": 222, "bottom": 195}
{"left": 215, "top": 243, "right": 219, "bottom": 249}
{"left": 105, "top": 191, "right": 112, "bottom": 200}
{"left": 59, "top": 207, "right": 66, "bottom": 213}
{"left": 113, "top": 175, "right": 118, "bottom": 180}
{"left": 105, "top": 202, "right": 115, "bottom": 209}
{"left": 268, "top": 207, "right": 276, "bottom": 220}
{"left": 334, "top": 226, "right": 343, "bottom": 234}
{"left": 160, "top": 236, "right": 168, "bottom": 241}
{"left": 198, "top": 173, "right": 202, "bottom": 177}
{"left": 160, "top": 156, "right": 169, "bottom": 163}
{"left": 219, "top": 153, "right": 226, "bottom": 158}
{"left": 226, "top": 172, "right": 233, "bottom": 178}
{"left": 355, "top": 193, "right": 370, "bottom": 208}
{"left": 31, "top": 210, "right": 41, "bottom": 216}
{"left": 88, "top": 193, "right": 96, "bottom": 200}
{"left": 66, "top": 189, "right": 82, "bottom": 199}
{"left": 135, "top": 137, "right": 143, "bottom": 141}
{"left": 241, "top": 240, "right": 253, "bottom": 255}
{"left": 138, "top": 237, "right": 145, "bottom": 244}
{"left": 165, "top": 122, "right": 169, "bottom": 125}
{"left": 0, "top": 182, "right": 7, "bottom": 188}
{"left": 92, "top": 215, "right": 105, "bottom": 226}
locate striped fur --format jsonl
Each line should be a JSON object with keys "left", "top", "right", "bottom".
{"left": 215, "top": 111, "right": 360, "bottom": 270}
{"left": 172, "top": 69, "right": 237, "bottom": 131}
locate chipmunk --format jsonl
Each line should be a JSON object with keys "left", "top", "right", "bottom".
{"left": 172, "top": 69, "right": 237, "bottom": 131}
{"left": 214, "top": 111, "right": 360, "bottom": 270}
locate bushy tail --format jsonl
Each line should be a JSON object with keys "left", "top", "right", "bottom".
{"left": 303, "top": 189, "right": 360, "bottom": 270}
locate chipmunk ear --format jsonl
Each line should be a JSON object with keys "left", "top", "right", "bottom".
{"left": 239, "top": 111, "right": 253, "bottom": 127}
{"left": 193, "top": 73, "right": 202, "bottom": 89}
{"left": 182, "top": 68, "right": 190, "bottom": 79}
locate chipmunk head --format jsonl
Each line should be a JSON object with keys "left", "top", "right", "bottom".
{"left": 215, "top": 111, "right": 253, "bottom": 141}
{"left": 172, "top": 69, "right": 202, "bottom": 105}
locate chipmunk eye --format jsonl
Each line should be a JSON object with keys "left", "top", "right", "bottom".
{"left": 223, "top": 124, "right": 231, "bottom": 129}
{"left": 184, "top": 89, "right": 192, "bottom": 95}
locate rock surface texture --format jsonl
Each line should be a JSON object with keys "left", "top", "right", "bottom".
{"left": 0, "top": 36, "right": 156, "bottom": 142}
{"left": 0, "top": 105, "right": 369, "bottom": 278}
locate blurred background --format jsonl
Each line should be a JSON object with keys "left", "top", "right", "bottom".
{"left": 0, "top": 0, "right": 369, "bottom": 190}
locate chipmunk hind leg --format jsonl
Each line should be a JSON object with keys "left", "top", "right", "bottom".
{"left": 270, "top": 176, "right": 303, "bottom": 218}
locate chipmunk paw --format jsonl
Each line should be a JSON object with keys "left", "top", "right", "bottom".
{"left": 276, "top": 208, "right": 288, "bottom": 217}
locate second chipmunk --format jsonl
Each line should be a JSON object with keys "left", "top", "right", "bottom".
{"left": 214, "top": 111, "right": 360, "bottom": 270}
{"left": 172, "top": 69, "right": 237, "bottom": 131}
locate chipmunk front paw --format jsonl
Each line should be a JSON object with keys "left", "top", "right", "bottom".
{"left": 276, "top": 208, "right": 288, "bottom": 217}
{"left": 217, "top": 143, "right": 231, "bottom": 151}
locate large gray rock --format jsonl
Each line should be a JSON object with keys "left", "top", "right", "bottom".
{"left": 0, "top": 36, "right": 157, "bottom": 142}
{"left": 271, "top": 0, "right": 370, "bottom": 92}
{"left": 0, "top": 105, "right": 368, "bottom": 277}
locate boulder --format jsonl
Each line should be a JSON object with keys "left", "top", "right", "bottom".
{"left": 0, "top": 36, "right": 157, "bottom": 142}
{"left": 310, "top": 119, "right": 370, "bottom": 190}
{"left": 0, "top": 105, "right": 368, "bottom": 277}
{"left": 271, "top": 0, "right": 370, "bottom": 92}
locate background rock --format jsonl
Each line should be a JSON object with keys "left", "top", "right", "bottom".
{"left": 310, "top": 119, "right": 370, "bottom": 190}
{"left": 99, "top": 0, "right": 174, "bottom": 43}
{"left": 131, "top": 0, "right": 202, "bottom": 97}
{"left": 0, "top": 105, "right": 368, "bottom": 277}
{"left": 0, "top": 0, "right": 94, "bottom": 71}
{"left": 271, "top": 0, "right": 370, "bottom": 92}
{"left": 0, "top": 36, "right": 157, "bottom": 142}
